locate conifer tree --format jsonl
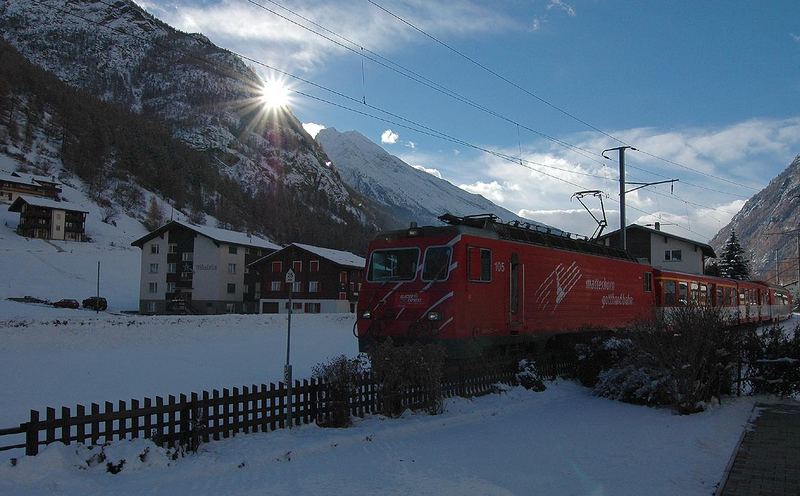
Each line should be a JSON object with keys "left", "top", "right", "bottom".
{"left": 718, "top": 229, "right": 750, "bottom": 280}
{"left": 144, "top": 196, "right": 165, "bottom": 232}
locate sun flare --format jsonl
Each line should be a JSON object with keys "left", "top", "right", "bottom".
{"left": 260, "top": 79, "right": 291, "bottom": 110}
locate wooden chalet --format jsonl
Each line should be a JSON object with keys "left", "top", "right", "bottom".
{"left": 8, "top": 195, "right": 88, "bottom": 241}
{"left": 250, "top": 243, "right": 366, "bottom": 314}
{"left": 0, "top": 170, "right": 62, "bottom": 204}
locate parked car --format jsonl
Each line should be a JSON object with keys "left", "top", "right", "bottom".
{"left": 82, "top": 296, "right": 108, "bottom": 311}
{"left": 53, "top": 299, "right": 80, "bottom": 309}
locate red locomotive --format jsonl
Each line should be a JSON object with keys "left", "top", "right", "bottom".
{"left": 356, "top": 214, "right": 792, "bottom": 356}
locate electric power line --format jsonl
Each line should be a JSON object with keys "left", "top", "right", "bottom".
{"left": 36, "top": 0, "right": 711, "bottom": 239}
{"left": 365, "top": 0, "right": 761, "bottom": 193}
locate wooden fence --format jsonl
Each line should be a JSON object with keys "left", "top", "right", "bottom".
{"left": 0, "top": 358, "right": 574, "bottom": 457}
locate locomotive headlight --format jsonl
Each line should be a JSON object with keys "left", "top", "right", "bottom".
{"left": 361, "top": 310, "right": 372, "bottom": 319}
{"left": 407, "top": 228, "right": 421, "bottom": 237}
{"left": 426, "top": 311, "right": 442, "bottom": 321}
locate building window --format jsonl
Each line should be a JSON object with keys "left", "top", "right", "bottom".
{"left": 148, "top": 282, "right": 158, "bottom": 294}
{"left": 229, "top": 245, "right": 238, "bottom": 255}
{"left": 149, "top": 263, "right": 159, "bottom": 273}
{"left": 226, "top": 303, "right": 235, "bottom": 313}
{"left": 339, "top": 292, "right": 347, "bottom": 300}
{"left": 304, "top": 302, "right": 321, "bottom": 313}
{"left": 339, "top": 271, "right": 347, "bottom": 283}
{"left": 168, "top": 263, "right": 176, "bottom": 274}
{"left": 181, "top": 252, "right": 193, "bottom": 262}
{"left": 293, "top": 302, "right": 302, "bottom": 310}
{"left": 245, "top": 247, "right": 250, "bottom": 255}
{"left": 309, "top": 281, "right": 320, "bottom": 293}
{"left": 271, "top": 281, "right": 281, "bottom": 291}
{"left": 272, "top": 261, "right": 282, "bottom": 273}
{"left": 243, "top": 284, "right": 249, "bottom": 294}
{"left": 292, "top": 260, "right": 302, "bottom": 273}
{"left": 181, "top": 271, "right": 192, "bottom": 280}
{"left": 227, "top": 283, "right": 236, "bottom": 294}
{"left": 168, "top": 243, "right": 177, "bottom": 254}
{"left": 228, "top": 263, "right": 236, "bottom": 274}
{"left": 167, "top": 282, "right": 176, "bottom": 293}
{"left": 151, "top": 244, "right": 159, "bottom": 255}
{"left": 55, "top": 225, "right": 61, "bottom": 231}
{"left": 310, "top": 260, "right": 320, "bottom": 273}
{"left": 147, "top": 302, "right": 156, "bottom": 313}
{"left": 292, "top": 281, "right": 302, "bottom": 293}
{"left": 665, "top": 249, "right": 682, "bottom": 262}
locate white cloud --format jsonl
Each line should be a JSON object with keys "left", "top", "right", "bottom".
{"left": 546, "top": 0, "right": 576, "bottom": 17}
{"left": 302, "top": 122, "right": 325, "bottom": 138}
{"left": 381, "top": 129, "right": 399, "bottom": 144}
{"left": 411, "top": 165, "right": 443, "bottom": 179}
{"left": 406, "top": 141, "right": 416, "bottom": 149}
{"left": 431, "top": 116, "right": 800, "bottom": 241}
{"left": 531, "top": 18, "right": 542, "bottom": 32}
{"left": 791, "top": 33, "right": 800, "bottom": 43}
{"left": 136, "top": 0, "right": 523, "bottom": 72}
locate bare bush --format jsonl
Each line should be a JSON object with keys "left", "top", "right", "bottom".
{"left": 312, "top": 355, "right": 367, "bottom": 428}
{"left": 367, "top": 339, "right": 446, "bottom": 416}
{"left": 742, "top": 323, "right": 800, "bottom": 398}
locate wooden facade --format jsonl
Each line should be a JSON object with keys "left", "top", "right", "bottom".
{"left": 250, "top": 243, "right": 365, "bottom": 314}
{"left": 0, "top": 171, "right": 61, "bottom": 204}
{"left": 8, "top": 195, "right": 87, "bottom": 241}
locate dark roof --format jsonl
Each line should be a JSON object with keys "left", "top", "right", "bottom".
{"left": 131, "top": 220, "right": 281, "bottom": 250}
{"left": 597, "top": 224, "right": 716, "bottom": 258}
{"left": 249, "top": 243, "right": 366, "bottom": 269}
{"left": 436, "top": 213, "right": 636, "bottom": 261}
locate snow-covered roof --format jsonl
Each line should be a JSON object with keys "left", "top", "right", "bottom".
{"left": 132, "top": 220, "right": 282, "bottom": 251}
{"left": 8, "top": 195, "right": 88, "bottom": 213}
{"left": 291, "top": 243, "right": 366, "bottom": 268}
{"left": 0, "top": 171, "right": 60, "bottom": 186}
{"left": 172, "top": 220, "right": 281, "bottom": 251}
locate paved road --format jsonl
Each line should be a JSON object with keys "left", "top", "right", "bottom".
{"left": 719, "top": 402, "right": 800, "bottom": 496}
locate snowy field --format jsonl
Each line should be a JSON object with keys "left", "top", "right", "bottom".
{"left": 1, "top": 381, "right": 755, "bottom": 496}
{"left": 0, "top": 302, "right": 358, "bottom": 428}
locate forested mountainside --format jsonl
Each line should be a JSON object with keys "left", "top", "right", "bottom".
{"left": 709, "top": 155, "right": 800, "bottom": 281}
{"left": 0, "top": 0, "right": 381, "bottom": 253}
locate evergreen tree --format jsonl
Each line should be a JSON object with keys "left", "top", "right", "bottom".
{"left": 718, "top": 230, "right": 750, "bottom": 280}
{"left": 144, "top": 196, "right": 165, "bottom": 232}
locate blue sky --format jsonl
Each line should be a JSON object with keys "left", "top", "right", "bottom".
{"left": 136, "top": 0, "right": 800, "bottom": 241}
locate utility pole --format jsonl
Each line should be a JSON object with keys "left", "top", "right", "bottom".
{"left": 602, "top": 146, "right": 678, "bottom": 251}
{"left": 284, "top": 268, "right": 295, "bottom": 429}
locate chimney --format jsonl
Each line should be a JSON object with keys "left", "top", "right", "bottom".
{"left": 654, "top": 222, "right": 661, "bottom": 231}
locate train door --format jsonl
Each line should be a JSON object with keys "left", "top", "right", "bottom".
{"left": 509, "top": 252, "right": 524, "bottom": 332}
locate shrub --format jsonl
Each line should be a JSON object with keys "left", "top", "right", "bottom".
{"left": 575, "top": 335, "right": 633, "bottom": 387}
{"left": 742, "top": 323, "right": 800, "bottom": 398}
{"left": 516, "top": 359, "right": 546, "bottom": 392}
{"left": 367, "top": 339, "right": 446, "bottom": 416}
{"left": 592, "top": 306, "right": 738, "bottom": 414}
{"left": 312, "top": 355, "right": 367, "bottom": 427}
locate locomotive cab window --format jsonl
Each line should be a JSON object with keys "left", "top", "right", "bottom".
{"left": 422, "top": 246, "right": 452, "bottom": 281}
{"left": 643, "top": 272, "right": 652, "bottom": 292}
{"left": 468, "top": 247, "right": 492, "bottom": 282}
{"left": 367, "top": 248, "right": 419, "bottom": 282}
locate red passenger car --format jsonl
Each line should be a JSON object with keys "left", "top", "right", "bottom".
{"left": 357, "top": 215, "right": 656, "bottom": 355}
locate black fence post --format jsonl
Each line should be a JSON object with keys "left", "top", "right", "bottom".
{"left": 25, "top": 410, "right": 39, "bottom": 456}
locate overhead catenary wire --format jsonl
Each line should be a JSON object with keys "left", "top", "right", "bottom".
{"left": 35, "top": 0, "right": 712, "bottom": 240}
{"left": 241, "top": 0, "right": 754, "bottom": 203}
{"left": 365, "top": 0, "right": 761, "bottom": 194}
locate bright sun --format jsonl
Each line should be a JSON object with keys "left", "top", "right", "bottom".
{"left": 260, "top": 80, "right": 291, "bottom": 109}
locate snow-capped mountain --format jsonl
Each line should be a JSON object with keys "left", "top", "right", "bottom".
{"left": 0, "top": 0, "right": 375, "bottom": 251}
{"left": 317, "top": 128, "right": 556, "bottom": 230}
{"left": 709, "top": 155, "right": 800, "bottom": 280}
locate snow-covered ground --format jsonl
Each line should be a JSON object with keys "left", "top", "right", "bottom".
{"left": 1, "top": 381, "right": 755, "bottom": 496}
{"left": 0, "top": 305, "right": 358, "bottom": 428}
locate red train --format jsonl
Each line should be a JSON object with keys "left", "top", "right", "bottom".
{"left": 355, "top": 214, "right": 793, "bottom": 356}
